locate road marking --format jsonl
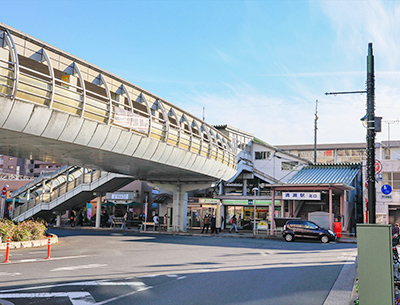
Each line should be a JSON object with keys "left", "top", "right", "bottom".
{"left": 0, "top": 255, "right": 90, "bottom": 265}
{"left": 62, "top": 281, "right": 146, "bottom": 287}
{"left": 0, "top": 272, "right": 21, "bottom": 276}
{"left": 95, "top": 286, "right": 152, "bottom": 305}
{"left": 0, "top": 280, "right": 153, "bottom": 305}
{"left": 20, "top": 259, "right": 38, "bottom": 263}
{"left": 177, "top": 276, "right": 187, "bottom": 280}
{"left": 0, "top": 292, "right": 96, "bottom": 305}
{"left": 51, "top": 264, "right": 107, "bottom": 272}
{"left": 0, "top": 280, "right": 146, "bottom": 293}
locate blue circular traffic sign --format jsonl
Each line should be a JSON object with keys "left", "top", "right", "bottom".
{"left": 381, "top": 184, "right": 392, "bottom": 195}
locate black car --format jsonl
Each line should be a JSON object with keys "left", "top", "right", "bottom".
{"left": 282, "top": 219, "right": 336, "bottom": 243}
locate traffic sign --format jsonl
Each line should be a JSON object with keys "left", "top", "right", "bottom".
{"left": 375, "top": 160, "right": 383, "bottom": 174}
{"left": 381, "top": 184, "right": 392, "bottom": 195}
{"left": 1, "top": 187, "right": 6, "bottom": 197}
{"left": 376, "top": 173, "right": 383, "bottom": 182}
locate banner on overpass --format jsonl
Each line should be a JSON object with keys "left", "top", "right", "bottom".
{"left": 114, "top": 107, "right": 149, "bottom": 133}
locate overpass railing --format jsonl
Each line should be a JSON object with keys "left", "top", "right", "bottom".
{"left": 0, "top": 24, "right": 237, "bottom": 169}
{"left": 12, "top": 167, "right": 107, "bottom": 219}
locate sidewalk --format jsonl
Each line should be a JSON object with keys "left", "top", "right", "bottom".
{"left": 53, "top": 224, "right": 358, "bottom": 243}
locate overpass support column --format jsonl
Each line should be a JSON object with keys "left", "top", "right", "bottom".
{"left": 151, "top": 182, "right": 212, "bottom": 232}
{"left": 56, "top": 213, "right": 61, "bottom": 227}
{"left": 95, "top": 196, "right": 101, "bottom": 228}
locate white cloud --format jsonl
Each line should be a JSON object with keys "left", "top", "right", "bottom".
{"left": 177, "top": 0, "right": 400, "bottom": 146}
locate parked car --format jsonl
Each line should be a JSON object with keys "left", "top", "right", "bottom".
{"left": 282, "top": 219, "right": 336, "bottom": 243}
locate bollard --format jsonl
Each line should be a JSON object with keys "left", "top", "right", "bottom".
{"left": 45, "top": 236, "right": 51, "bottom": 260}
{"left": 3, "top": 236, "right": 10, "bottom": 263}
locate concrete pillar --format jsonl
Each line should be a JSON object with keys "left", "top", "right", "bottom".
{"left": 329, "top": 188, "right": 333, "bottom": 231}
{"left": 219, "top": 182, "right": 224, "bottom": 195}
{"left": 56, "top": 213, "right": 61, "bottom": 227}
{"left": 150, "top": 182, "right": 211, "bottom": 232}
{"left": 243, "top": 179, "right": 247, "bottom": 196}
{"left": 96, "top": 196, "right": 101, "bottom": 228}
{"left": 271, "top": 189, "right": 275, "bottom": 234}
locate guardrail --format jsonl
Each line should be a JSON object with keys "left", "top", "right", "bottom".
{"left": 0, "top": 24, "right": 236, "bottom": 169}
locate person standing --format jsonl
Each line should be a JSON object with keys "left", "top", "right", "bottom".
{"left": 202, "top": 213, "right": 210, "bottom": 234}
{"left": 70, "top": 210, "right": 76, "bottom": 227}
{"left": 229, "top": 215, "right": 238, "bottom": 233}
{"left": 211, "top": 214, "right": 218, "bottom": 234}
{"left": 153, "top": 213, "right": 160, "bottom": 231}
{"left": 394, "top": 223, "right": 400, "bottom": 235}
{"left": 163, "top": 213, "right": 168, "bottom": 230}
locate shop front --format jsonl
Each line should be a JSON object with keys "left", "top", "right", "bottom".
{"left": 222, "top": 199, "right": 281, "bottom": 230}
{"left": 187, "top": 198, "right": 221, "bottom": 229}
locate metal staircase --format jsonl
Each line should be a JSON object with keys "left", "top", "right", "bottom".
{"left": 11, "top": 166, "right": 134, "bottom": 222}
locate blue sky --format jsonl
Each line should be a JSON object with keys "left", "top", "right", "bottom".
{"left": 2, "top": 0, "right": 400, "bottom": 145}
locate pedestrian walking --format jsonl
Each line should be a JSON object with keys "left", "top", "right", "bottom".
{"left": 229, "top": 215, "right": 238, "bottom": 233}
{"left": 201, "top": 213, "right": 210, "bottom": 233}
{"left": 121, "top": 212, "right": 128, "bottom": 230}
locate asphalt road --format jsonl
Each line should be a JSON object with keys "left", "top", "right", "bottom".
{"left": 0, "top": 228, "right": 357, "bottom": 305}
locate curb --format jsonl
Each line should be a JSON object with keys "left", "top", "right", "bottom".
{"left": 50, "top": 226, "right": 358, "bottom": 243}
{"left": 0, "top": 234, "right": 58, "bottom": 250}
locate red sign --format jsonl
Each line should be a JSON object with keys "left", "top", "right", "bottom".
{"left": 375, "top": 160, "right": 382, "bottom": 174}
{"left": 1, "top": 187, "right": 6, "bottom": 196}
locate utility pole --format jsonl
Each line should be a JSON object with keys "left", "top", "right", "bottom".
{"left": 366, "top": 42, "right": 376, "bottom": 224}
{"left": 325, "top": 43, "right": 376, "bottom": 224}
{"left": 202, "top": 106, "right": 205, "bottom": 121}
{"left": 314, "top": 100, "right": 318, "bottom": 164}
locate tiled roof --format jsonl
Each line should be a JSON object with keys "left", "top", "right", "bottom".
{"left": 287, "top": 163, "right": 361, "bottom": 185}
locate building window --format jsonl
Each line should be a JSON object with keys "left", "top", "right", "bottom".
{"left": 282, "top": 161, "right": 298, "bottom": 171}
{"left": 384, "top": 147, "right": 391, "bottom": 160}
{"left": 8, "top": 165, "right": 14, "bottom": 169}
{"left": 255, "top": 151, "right": 270, "bottom": 160}
{"left": 394, "top": 173, "right": 400, "bottom": 190}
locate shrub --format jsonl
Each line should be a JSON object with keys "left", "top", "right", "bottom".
{"left": 0, "top": 219, "right": 47, "bottom": 242}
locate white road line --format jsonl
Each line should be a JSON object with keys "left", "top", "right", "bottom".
{"left": 20, "top": 259, "right": 38, "bottom": 263}
{"left": 0, "top": 272, "right": 21, "bottom": 276}
{"left": 0, "top": 255, "right": 90, "bottom": 265}
{"left": 95, "top": 286, "right": 152, "bottom": 305}
{"left": 177, "top": 276, "right": 187, "bottom": 280}
{"left": 0, "top": 280, "right": 146, "bottom": 293}
{"left": 51, "top": 264, "right": 107, "bottom": 272}
{"left": 0, "top": 292, "right": 96, "bottom": 305}
{"left": 63, "top": 281, "right": 146, "bottom": 287}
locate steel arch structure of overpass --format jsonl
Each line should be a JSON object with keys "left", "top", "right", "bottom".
{"left": 0, "top": 23, "right": 237, "bottom": 230}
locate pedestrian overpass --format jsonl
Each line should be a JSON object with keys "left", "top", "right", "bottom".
{"left": 0, "top": 23, "right": 237, "bottom": 230}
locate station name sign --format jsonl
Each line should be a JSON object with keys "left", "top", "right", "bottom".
{"left": 282, "top": 192, "right": 321, "bottom": 201}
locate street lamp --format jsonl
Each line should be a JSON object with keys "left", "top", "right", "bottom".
{"left": 252, "top": 187, "right": 259, "bottom": 237}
